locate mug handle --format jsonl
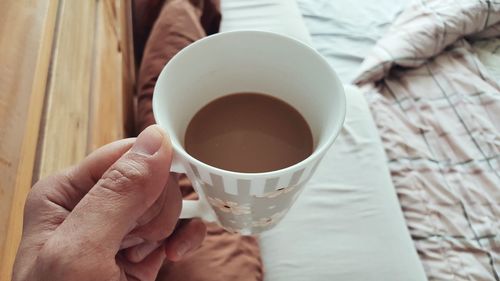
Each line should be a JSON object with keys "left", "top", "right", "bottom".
{"left": 171, "top": 155, "right": 216, "bottom": 222}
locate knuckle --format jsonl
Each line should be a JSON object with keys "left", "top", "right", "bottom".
{"left": 37, "top": 240, "right": 65, "bottom": 270}
{"left": 36, "top": 240, "right": 117, "bottom": 278}
{"left": 24, "top": 189, "right": 41, "bottom": 212}
{"left": 144, "top": 223, "right": 175, "bottom": 241}
{"left": 27, "top": 176, "right": 53, "bottom": 201}
{"left": 98, "top": 158, "right": 151, "bottom": 196}
{"left": 159, "top": 224, "right": 176, "bottom": 239}
{"left": 136, "top": 196, "right": 164, "bottom": 226}
{"left": 24, "top": 177, "right": 55, "bottom": 214}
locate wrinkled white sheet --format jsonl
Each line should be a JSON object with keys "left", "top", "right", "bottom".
{"left": 297, "top": 0, "right": 411, "bottom": 83}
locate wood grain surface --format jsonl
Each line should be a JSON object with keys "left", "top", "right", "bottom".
{"left": 0, "top": 0, "right": 59, "bottom": 278}
{"left": 36, "top": 0, "right": 97, "bottom": 179}
{"left": 0, "top": 0, "right": 134, "bottom": 279}
{"left": 89, "top": 0, "right": 123, "bottom": 151}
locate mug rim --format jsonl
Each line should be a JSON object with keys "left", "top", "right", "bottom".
{"left": 153, "top": 30, "right": 346, "bottom": 178}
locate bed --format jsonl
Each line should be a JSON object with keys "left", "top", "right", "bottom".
{"left": 221, "top": 0, "right": 426, "bottom": 280}
{"left": 130, "top": 0, "right": 499, "bottom": 279}
{"left": 221, "top": 0, "right": 500, "bottom": 280}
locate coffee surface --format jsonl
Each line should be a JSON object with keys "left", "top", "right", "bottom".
{"left": 184, "top": 93, "right": 313, "bottom": 173}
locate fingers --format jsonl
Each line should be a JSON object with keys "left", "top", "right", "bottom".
{"left": 128, "top": 176, "right": 181, "bottom": 242}
{"left": 124, "top": 240, "right": 163, "bottom": 263}
{"left": 121, "top": 246, "right": 166, "bottom": 281}
{"left": 27, "top": 138, "right": 135, "bottom": 213}
{"left": 124, "top": 219, "right": 206, "bottom": 264}
{"left": 51, "top": 125, "right": 177, "bottom": 252}
{"left": 165, "top": 219, "right": 206, "bottom": 262}
{"left": 20, "top": 138, "right": 136, "bottom": 246}
{"left": 120, "top": 218, "right": 207, "bottom": 281}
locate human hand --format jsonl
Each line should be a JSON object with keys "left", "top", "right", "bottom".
{"left": 13, "top": 125, "right": 206, "bottom": 281}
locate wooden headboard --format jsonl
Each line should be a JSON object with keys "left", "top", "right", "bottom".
{"left": 0, "top": 0, "right": 136, "bottom": 278}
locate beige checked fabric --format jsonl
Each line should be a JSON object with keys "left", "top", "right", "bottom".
{"left": 355, "top": 0, "right": 500, "bottom": 280}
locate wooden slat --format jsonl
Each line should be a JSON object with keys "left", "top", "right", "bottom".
{"left": 0, "top": 0, "right": 59, "bottom": 279}
{"left": 120, "top": 0, "right": 137, "bottom": 137}
{"left": 37, "top": 0, "right": 97, "bottom": 178}
{"left": 88, "top": 0, "right": 125, "bottom": 151}
{"left": 1, "top": 0, "right": 132, "bottom": 278}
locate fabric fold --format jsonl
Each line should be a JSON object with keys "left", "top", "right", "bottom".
{"left": 355, "top": 0, "right": 500, "bottom": 280}
{"left": 354, "top": 0, "right": 500, "bottom": 84}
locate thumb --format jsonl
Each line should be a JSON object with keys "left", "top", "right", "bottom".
{"left": 52, "top": 125, "right": 179, "bottom": 252}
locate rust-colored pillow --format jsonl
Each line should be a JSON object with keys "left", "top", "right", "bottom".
{"left": 135, "top": 1, "right": 263, "bottom": 280}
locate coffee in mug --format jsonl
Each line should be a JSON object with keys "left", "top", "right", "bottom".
{"left": 184, "top": 92, "right": 313, "bottom": 173}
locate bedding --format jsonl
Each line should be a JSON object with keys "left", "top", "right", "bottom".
{"left": 133, "top": 0, "right": 500, "bottom": 280}
{"left": 473, "top": 38, "right": 500, "bottom": 82}
{"left": 297, "top": 0, "right": 410, "bottom": 83}
{"left": 220, "top": 1, "right": 426, "bottom": 280}
{"left": 137, "top": 0, "right": 428, "bottom": 280}
{"left": 353, "top": 0, "right": 500, "bottom": 279}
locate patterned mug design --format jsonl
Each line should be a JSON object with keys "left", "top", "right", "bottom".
{"left": 257, "top": 185, "right": 297, "bottom": 198}
{"left": 192, "top": 167, "right": 311, "bottom": 234}
{"left": 251, "top": 210, "right": 287, "bottom": 228}
{"left": 207, "top": 196, "right": 251, "bottom": 215}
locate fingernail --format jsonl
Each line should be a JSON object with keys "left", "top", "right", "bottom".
{"left": 176, "top": 241, "right": 191, "bottom": 258}
{"left": 121, "top": 237, "right": 144, "bottom": 249}
{"left": 131, "top": 125, "right": 164, "bottom": 156}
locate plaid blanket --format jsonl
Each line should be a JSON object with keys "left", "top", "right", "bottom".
{"left": 354, "top": 0, "right": 500, "bottom": 280}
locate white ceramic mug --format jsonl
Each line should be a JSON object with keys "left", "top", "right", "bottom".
{"left": 153, "top": 31, "right": 345, "bottom": 235}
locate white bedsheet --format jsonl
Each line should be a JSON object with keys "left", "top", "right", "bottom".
{"left": 297, "top": 0, "right": 500, "bottom": 84}
{"left": 220, "top": 1, "right": 427, "bottom": 280}
{"left": 297, "top": 0, "right": 410, "bottom": 83}
{"left": 473, "top": 38, "right": 500, "bottom": 82}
